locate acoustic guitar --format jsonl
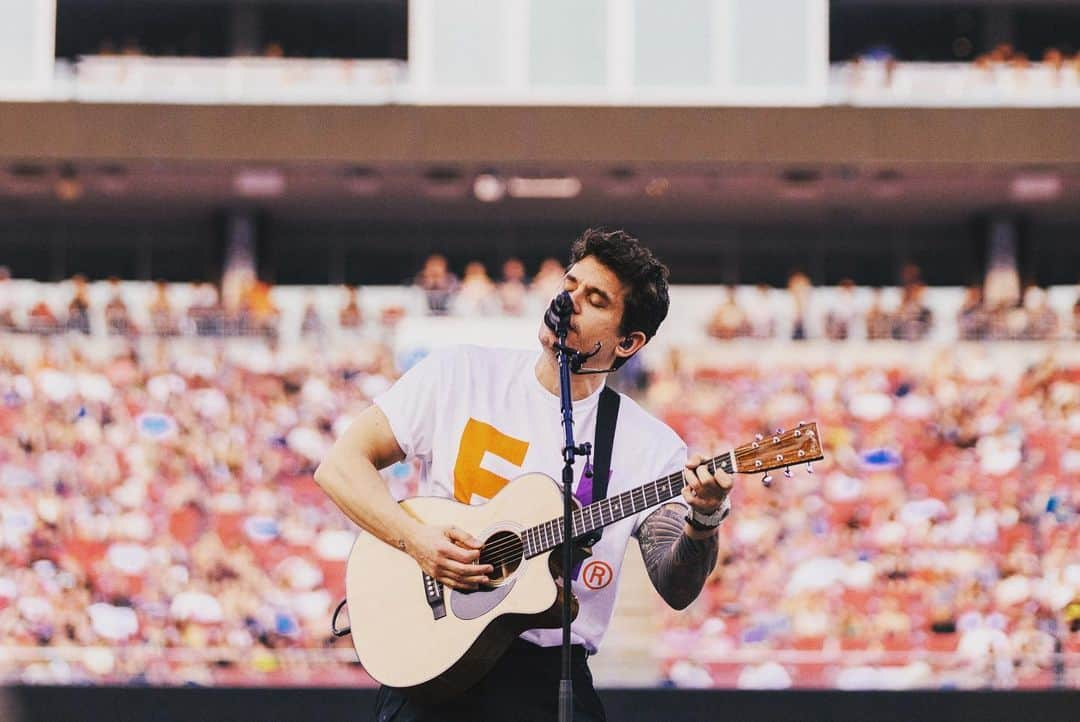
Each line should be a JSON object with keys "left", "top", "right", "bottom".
{"left": 342, "top": 422, "right": 824, "bottom": 701}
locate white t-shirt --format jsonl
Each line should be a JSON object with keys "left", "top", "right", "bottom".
{"left": 375, "top": 344, "right": 687, "bottom": 653}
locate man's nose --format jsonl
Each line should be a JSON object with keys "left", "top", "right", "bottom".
{"left": 567, "top": 288, "right": 584, "bottom": 314}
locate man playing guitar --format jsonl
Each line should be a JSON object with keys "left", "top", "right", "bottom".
{"left": 314, "top": 228, "right": 732, "bottom": 721}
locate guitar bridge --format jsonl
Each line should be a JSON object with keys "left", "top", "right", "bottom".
{"left": 422, "top": 572, "right": 446, "bottom": 620}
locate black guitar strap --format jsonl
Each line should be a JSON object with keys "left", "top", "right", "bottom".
{"left": 580, "top": 386, "right": 620, "bottom": 546}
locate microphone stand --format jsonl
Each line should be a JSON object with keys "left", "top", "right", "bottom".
{"left": 554, "top": 331, "right": 592, "bottom": 722}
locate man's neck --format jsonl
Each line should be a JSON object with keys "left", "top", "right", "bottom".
{"left": 534, "top": 350, "right": 606, "bottom": 401}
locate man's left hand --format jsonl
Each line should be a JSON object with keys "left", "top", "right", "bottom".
{"left": 681, "top": 453, "right": 732, "bottom": 515}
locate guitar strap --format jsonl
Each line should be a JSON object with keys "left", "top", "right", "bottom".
{"left": 579, "top": 385, "right": 620, "bottom": 546}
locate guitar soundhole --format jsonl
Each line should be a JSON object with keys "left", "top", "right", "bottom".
{"left": 478, "top": 530, "right": 523, "bottom": 586}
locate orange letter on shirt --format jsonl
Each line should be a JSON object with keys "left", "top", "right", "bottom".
{"left": 453, "top": 418, "right": 529, "bottom": 503}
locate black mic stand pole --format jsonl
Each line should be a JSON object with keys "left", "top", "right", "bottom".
{"left": 555, "top": 323, "right": 590, "bottom": 722}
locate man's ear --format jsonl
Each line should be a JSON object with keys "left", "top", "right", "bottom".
{"left": 615, "top": 331, "right": 647, "bottom": 360}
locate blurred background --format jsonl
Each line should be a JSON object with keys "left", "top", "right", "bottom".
{"left": 0, "top": 0, "right": 1079, "bottom": 719}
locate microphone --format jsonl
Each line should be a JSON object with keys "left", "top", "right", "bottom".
{"left": 543, "top": 290, "right": 622, "bottom": 374}
{"left": 544, "top": 290, "right": 573, "bottom": 337}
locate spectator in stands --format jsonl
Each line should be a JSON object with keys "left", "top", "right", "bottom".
{"left": 26, "top": 299, "right": 58, "bottom": 334}
{"left": 865, "top": 288, "right": 894, "bottom": 340}
{"left": 104, "top": 277, "right": 135, "bottom": 336}
{"left": 66, "top": 275, "right": 91, "bottom": 335}
{"left": 148, "top": 279, "right": 178, "bottom": 335}
{"left": 1043, "top": 49, "right": 1066, "bottom": 78}
{"left": 453, "top": 261, "right": 497, "bottom": 315}
{"left": 1073, "top": 294, "right": 1080, "bottom": 339}
{"left": 530, "top": 257, "right": 565, "bottom": 305}
{"left": 299, "top": 295, "right": 324, "bottom": 338}
{"left": 894, "top": 281, "right": 933, "bottom": 341}
{"left": 987, "top": 298, "right": 1028, "bottom": 340}
{"left": 188, "top": 281, "right": 223, "bottom": 336}
{"left": 706, "top": 286, "right": 749, "bottom": 340}
{"left": 825, "top": 279, "right": 860, "bottom": 341}
{"left": 242, "top": 280, "right": 279, "bottom": 338}
{"left": 957, "top": 284, "right": 988, "bottom": 340}
{"left": 744, "top": 283, "right": 776, "bottom": 339}
{"left": 0, "top": 266, "right": 14, "bottom": 330}
{"left": 1021, "top": 284, "right": 1059, "bottom": 340}
{"left": 786, "top": 270, "right": 812, "bottom": 340}
{"left": 338, "top": 285, "right": 363, "bottom": 330}
{"left": 496, "top": 258, "right": 529, "bottom": 316}
{"left": 414, "top": 254, "right": 458, "bottom": 315}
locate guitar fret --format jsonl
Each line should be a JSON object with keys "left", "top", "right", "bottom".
{"left": 522, "top": 444, "right": 758, "bottom": 558}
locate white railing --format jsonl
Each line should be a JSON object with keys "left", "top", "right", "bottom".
{"left": 52, "top": 57, "right": 406, "bottom": 105}
{"left": 828, "top": 60, "right": 1080, "bottom": 107}
{"left": 21, "top": 57, "right": 1080, "bottom": 106}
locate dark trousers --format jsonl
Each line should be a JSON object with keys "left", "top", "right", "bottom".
{"left": 373, "top": 639, "right": 607, "bottom": 722}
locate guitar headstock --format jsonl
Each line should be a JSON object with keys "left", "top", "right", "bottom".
{"left": 732, "top": 421, "right": 824, "bottom": 486}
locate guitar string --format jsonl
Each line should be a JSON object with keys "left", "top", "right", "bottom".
{"left": 455, "top": 440, "right": 816, "bottom": 574}
{"left": 475, "top": 443, "right": 822, "bottom": 564}
{"left": 471, "top": 445, "right": 816, "bottom": 568}
{"left": 471, "top": 456, "right": 738, "bottom": 562}
{"left": 476, "top": 470, "right": 688, "bottom": 558}
{"left": 475, "top": 476, "right": 689, "bottom": 564}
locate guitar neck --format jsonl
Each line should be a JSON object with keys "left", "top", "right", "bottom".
{"left": 521, "top": 452, "right": 735, "bottom": 559}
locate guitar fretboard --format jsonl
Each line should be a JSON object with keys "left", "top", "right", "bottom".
{"left": 521, "top": 454, "right": 734, "bottom": 558}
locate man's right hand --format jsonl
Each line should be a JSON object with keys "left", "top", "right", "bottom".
{"left": 408, "top": 524, "right": 493, "bottom": 591}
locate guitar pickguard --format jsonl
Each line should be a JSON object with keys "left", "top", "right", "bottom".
{"left": 449, "top": 578, "right": 517, "bottom": 620}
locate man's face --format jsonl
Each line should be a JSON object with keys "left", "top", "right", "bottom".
{"left": 537, "top": 255, "right": 632, "bottom": 365}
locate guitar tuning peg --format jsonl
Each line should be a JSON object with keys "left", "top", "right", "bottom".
{"left": 761, "top": 473, "right": 773, "bottom": 487}
{"left": 806, "top": 462, "right": 814, "bottom": 474}
{"left": 797, "top": 420, "right": 806, "bottom": 427}
{"left": 784, "top": 467, "right": 792, "bottom": 478}
{"left": 754, "top": 433, "right": 763, "bottom": 442}
{"left": 775, "top": 427, "right": 783, "bottom": 434}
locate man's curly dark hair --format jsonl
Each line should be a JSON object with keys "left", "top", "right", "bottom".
{"left": 569, "top": 228, "right": 670, "bottom": 367}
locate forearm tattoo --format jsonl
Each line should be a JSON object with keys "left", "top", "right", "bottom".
{"left": 636, "top": 503, "right": 719, "bottom": 610}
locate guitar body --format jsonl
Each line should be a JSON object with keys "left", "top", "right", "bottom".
{"left": 345, "top": 472, "right": 581, "bottom": 701}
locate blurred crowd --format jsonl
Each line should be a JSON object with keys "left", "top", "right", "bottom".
{"left": 705, "top": 267, "right": 1080, "bottom": 343}
{"left": 3, "top": 261, "right": 1078, "bottom": 343}
{"left": 0, "top": 255, "right": 566, "bottom": 339}
{"left": 650, "top": 347, "right": 1080, "bottom": 689}
{"left": 1, "top": 257, "right": 1078, "bottom": 688}
{"left": 410, "top": 253, "right": 565, "bottom": 317}
{"left": 0, "top": 335, "right": 414, "bottom": 685}
{"left": 847, "top": 43, "right": 1080, "bottom": 80}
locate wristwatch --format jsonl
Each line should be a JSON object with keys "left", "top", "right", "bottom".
{"left": 685, "top": 497, "right": 731, "bottom": 531}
